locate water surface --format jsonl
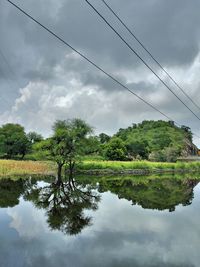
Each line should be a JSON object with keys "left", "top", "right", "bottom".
{"left": 0, "top": 175, "right": 200, "bottom": 267}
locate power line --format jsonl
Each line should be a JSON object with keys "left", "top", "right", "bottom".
{"left": 100, "top": 0, "right": 200, "bottom": 112}
{"left": 5, "top": 0, "right": 200, "bottom": 139}
{"left": 85, "top": 0, "right": 200, "bottom": 123}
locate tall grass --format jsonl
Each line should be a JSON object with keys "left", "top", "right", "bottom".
{"left": 0, "top": 160, "right": 51, "bottom": 177}
{"left": 79, "top": 160, "right": 200, "bottom": 171}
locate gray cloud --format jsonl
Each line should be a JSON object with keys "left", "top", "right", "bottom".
{"left": 1, "top": 0, "right": 200, "bottom": 144}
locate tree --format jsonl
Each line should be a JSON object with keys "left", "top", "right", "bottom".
{"left": 126, "top": 140, "right": 149, "bottom": 159}
{"left": 99, "top": 133, "right": 111, "bottom": 144}
{"left": 0, "top": 123, "right": 30, "bottom": 159}
{"left": 27, "top": 131, "right": 43, "bottom": 144}
{"left": 104, "top": 137, "right": 127, "bottom": 161}
{"left": 84, "top": 136, "right": 101, "bottom": 155}
{"left": 37, "top": 119, "right": 92, "bottom": 182}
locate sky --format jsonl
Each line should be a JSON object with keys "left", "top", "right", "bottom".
{"left": 1, "top": 0, "right": 200, "bottom": 146}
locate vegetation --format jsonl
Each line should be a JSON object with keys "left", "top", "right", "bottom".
{"left": 103, "top": 137, "right": 127, "bottom": 161}
{"left": 0, "top": 123, "right": 30, "bottom": 159}
{"left": 0, "top": 160, "right": 51, "bottom": 177}
{"left": 34, "top": 119, "right": 93, "bottom": 182}
{"left": 80, "top": 160, "right": 200, "bottom": 172}
{"left": 0, "top": 119, "right": 198, "bottom": 177}
{"left": 114, "top": 120, "right": 195, "bottom": 162}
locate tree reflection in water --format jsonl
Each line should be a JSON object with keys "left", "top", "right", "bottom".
{"left": 23, "top": 177, "right": 100, "bottom": 235}
{"left": 0, "top": 178, "right": 25, "bottom": 208}
{"left": 97, "top": 178, "right": 199, "bottom": 212}
{"left": 0, "top": 176, "right": 199, "bottom": 235}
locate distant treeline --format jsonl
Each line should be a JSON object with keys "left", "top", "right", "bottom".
{"left": 0, "top": 119, "right": 195, "bottom": 164}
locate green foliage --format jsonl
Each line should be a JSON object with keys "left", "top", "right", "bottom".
{"left": 126, "top": 140, "right": 149, "bottom": 159}
{"left": 27, "top": 131, "right": 43, "bottom": 144}
{"left": 79, "top": 159, "right": 200, "bottom": 172}
{"left": 0, "top": 123, "right": 30, "bottom": 159}
{"left": 84, "top": 136, "right": 101, "bottom": 155}
{"left": 99, "top": 133, "right": 111, "bottom": 144}
{"left": 115, "top": 120, "right": 191, "bottom": 162}
{"left": 36, "top": 118, "right": 93, "bottom": 178}
{"left": 104, "top": 137, "right": 127, "bottom": 161}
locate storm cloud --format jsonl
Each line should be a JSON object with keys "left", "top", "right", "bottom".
{"left": 0, "top": 0, "right": 200, "bottom": 144}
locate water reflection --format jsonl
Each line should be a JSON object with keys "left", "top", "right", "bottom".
{"left": 97, "top": 178, "right": 198, "bottom": 212}
{"left": 0, "top": 176, "right": 200, "bottom": 267}
{"left": 24, "top": 178, "right": 100, "bottom": 235}
{"left": 0, "top": 178, "right": 25, "bottom": 208}
{"left": 0, "top": 176, "right": 198, "bottom": 214}
{"left": 0, "top": 177, "right": 100, "bottom": 235}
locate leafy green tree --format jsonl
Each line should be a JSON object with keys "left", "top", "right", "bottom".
{"left": 104, "top": 137, "right": 127, "bottom": 161}
{"left": 27, "top": 131, "right": 43, "bottom": 144}
{"left": 0, "top": 123, "right": 30, "bottom": 159}
{"left": 99, "top": 133, "right": 111, "bottom": 144}
{"left": 37, "top": 119, "right": 92, "bottom": 182}
{"left": 126, "top": 140, "right": 149, "bottom": 159}
{"left": 84, "top": 136, "right": 101, "bottom": 155}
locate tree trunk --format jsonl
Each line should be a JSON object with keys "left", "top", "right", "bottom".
{"left": 57, "top": 163, "right": 63, "bottom": 185}
{"left": 69, "top": 160, "right": 75, "bottom": 177}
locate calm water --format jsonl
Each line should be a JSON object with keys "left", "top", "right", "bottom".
{"left": 0, "top": 175, "right": 200, "bottom": 267}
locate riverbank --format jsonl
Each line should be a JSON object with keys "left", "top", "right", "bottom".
{"left": 0, "top": 160, "right": 53, "bottom": 177}
{"left": 1, "top": 159, "right": 200, "bottom": 177}
{"left": 79, "top": 160, "right": 200, "bottom": 175}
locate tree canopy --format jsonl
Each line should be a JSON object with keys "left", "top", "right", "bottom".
{"left": 0, "top": 123, "right": 30, "bottom": 159}
{"left": 36, "top": 118, "right": 93, "bottom": 181}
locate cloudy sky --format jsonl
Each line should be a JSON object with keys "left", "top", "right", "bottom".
{"left": 1, "top": 0, "right": 200, "bottom": 145}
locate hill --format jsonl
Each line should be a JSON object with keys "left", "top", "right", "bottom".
{"left": 113, "top": 120, "right": 198, "bottom": 162}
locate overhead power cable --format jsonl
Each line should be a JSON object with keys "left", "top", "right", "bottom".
{"left": 85, "top": 0, "right": 200, "bottom": 123}
{"left": 100, "top": 0, "right": 200, "bottom": 112}
{"left": 5, "top": 0, "right": 200, "bottom": 139}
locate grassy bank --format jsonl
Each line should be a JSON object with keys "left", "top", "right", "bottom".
{"left": 0, "top": 160, "right": 52, "bottom": 177}
{"left": 1, "top": 159, "right": 200, "bottom": 177}
{"left": 79, "top": 160, "right": 200, "bottom": 174}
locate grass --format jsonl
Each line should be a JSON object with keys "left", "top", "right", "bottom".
{"left": 79, "top": 160, "right": 200, "bottom": 172}
{"left": 1, "top": 159, "right": 200, "bottom": 178}
{"left": 0, "top": 160, "right": 52, "bottom": 177}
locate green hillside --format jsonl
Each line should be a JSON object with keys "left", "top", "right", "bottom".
{"left": 112, "top": 120, "right": 197, "bottom": 162}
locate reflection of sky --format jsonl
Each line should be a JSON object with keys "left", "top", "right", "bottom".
{"left": 0, "top": 184, "right": 200, "bottom": 267}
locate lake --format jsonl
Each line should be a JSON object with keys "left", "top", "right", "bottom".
{"left": 0, "top": 175, "right": 200, "bottom": 267}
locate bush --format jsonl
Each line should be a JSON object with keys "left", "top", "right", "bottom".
{"left": 104, "top": 137, "right": 127, "bottom": 161}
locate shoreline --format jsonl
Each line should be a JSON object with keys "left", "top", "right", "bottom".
{"left": 77, "top": 168, "right": 200, "bottom": 176}
{"left": 1, "top": 159, "right": 200, "bottom": 178}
